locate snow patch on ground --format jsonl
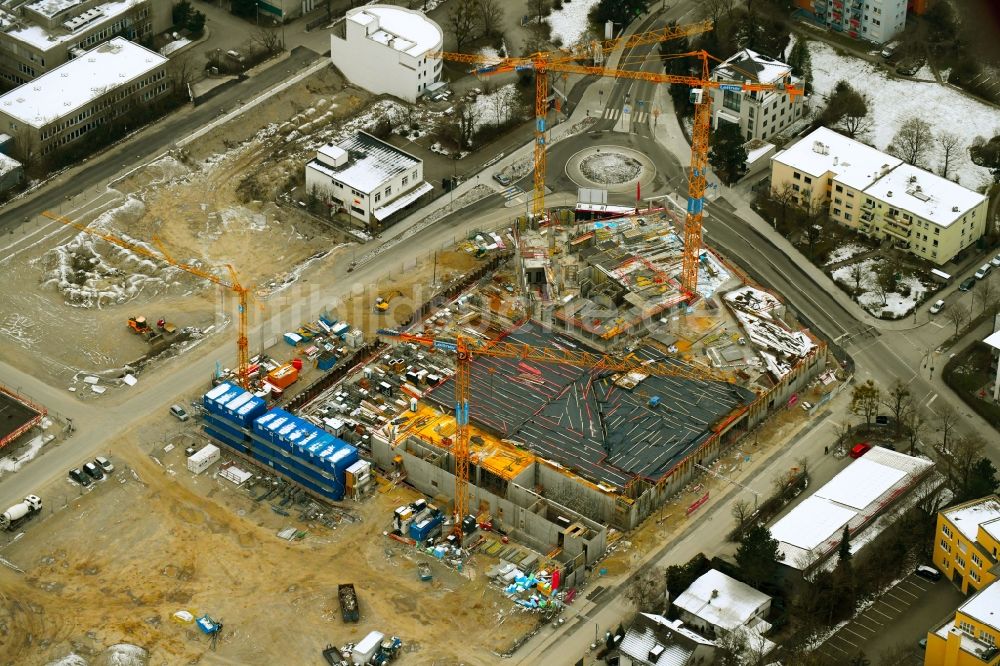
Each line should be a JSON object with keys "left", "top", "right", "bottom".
{"left": 824, "top": 242, "right": 869, "bottom": 266}
{"left": 831, "top": 258, "right": 928, "bottom": 317}
{"left": 0, "top": 434, "right": 44, "bottom": 475}
{"left": 472, "top": 83, "right": 519, "bottom": 129}
{"left": 579, "top": 152, "right": 642, "bottom": 184}
{"left": 809, "top": 40, "right": 1000, "bottom": 188}
{"left": 547, "top": 0, "right": 600, "bottom": 47}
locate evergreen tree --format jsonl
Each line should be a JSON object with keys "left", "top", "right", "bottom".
{"left": 708, "top": 121, "right": 748, "bottom": 185}
{"left": 172, "top": 0, "right": 192, "bottom": 27}
{"left": 659, "top": 21, "right": 693, "bottom": 116}
{"left": 787, "top": 39, "right": 812, "bottom": 95}
{"left": 588, "top": 0, "right": 649, "bottom": 27}
{"left": 960, "top": 458, "right": 1000, "bottom": 502}
{"left": 735, "top": 524, "right": 781, "bottom": 588}
{"left": 838, "top": 524, "right": 852, "bottom": 566}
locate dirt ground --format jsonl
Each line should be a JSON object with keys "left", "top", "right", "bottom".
{"left": 0, "top": 417, "right": 538, "bottom": 666}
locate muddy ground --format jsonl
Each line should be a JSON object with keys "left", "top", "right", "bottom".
{"left": 0, "top": 416, "right": 537, "bottom": 666}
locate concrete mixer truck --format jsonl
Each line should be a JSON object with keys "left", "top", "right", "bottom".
{"left": 0, "top": 495, "right": 42, "bottom": 530}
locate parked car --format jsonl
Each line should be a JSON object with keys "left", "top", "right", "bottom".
{"left": 960, "top": 277, "right": 976, "bottom": 291}
{"left": 916, "top": 564, "right": 942, "bottom": 581}
{"left": 919, "top": 638, "right": 928, "bottom": 650}
{"left": 897, "top": 58, "right": 925, "bottom": 76}
{"left": 929, "top": 299, "right": 945, "bottom": 314}
{"left": 83, "top": 461, "right": 104, "bottom": 481}
{"left": 976, "top": 264, "right": 992, "bottom": 280}
{"left": 170, "top": 404, "right": 189, "bottom": 422}
{"left": 68, "top": 468, "right": 91, "bottom": 487}
{"left": 990, "top": 253, "right": 1000, "bottom": 268}
{"left": 849, "top": 442, "right": 872, "bottom": 458}
{"left": 95, "top": 456, "right": 114, "bottom": 474}
{"left": 493, "top": 172, "right": 512, "bottom": 186}
{"left": 880, "top": 40, "right": 901, "bottom": 59}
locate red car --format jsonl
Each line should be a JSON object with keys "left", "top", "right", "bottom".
{"left": 849, "top": 442, "right": 872, "bottom": 458}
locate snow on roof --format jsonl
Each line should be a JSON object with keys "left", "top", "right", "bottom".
{"left": 944, "top": 496, "right": 1000, "bottom": 544}
{"left": 772, "top": 126, "right": 902, "bottom": 191}
{"left": 771, "top": 495, "right": 855, "bottom": 556}
{"left": 7, "top": 0, "right": 139, "bottom": 50}
{"left": 347, "top": 5, "right": 442, "bottom": 57}
{"left": 372, "top": 180, "right": 431, "bottom": 220}
{"left": 725, "top": 285, "right": 782, "bottom": 319}
{"left": 984, "top": 330, "right": 1000, "bottom": 351}
{"left": 673, "top": 569, "right": 771, "bottom": 631}
{"left": 816, "top": 456, "right": 908, "bottom": 511}
{"left": 863, "top": 163, "right": 986, "bottom": 228}
{"left": 0, "top": 152, "right": 22, "bottom": 178}
{"left": 0, "top": 38, "right": 167, "bottom": 129}
{"left": 307, "top": 131, "right": 420, "bottom": 194}
{"left": 25, "top": 0, "right": 82, "bottom": 19}
{"left": 960, "top": 582, "right": 1000, "bottom": 632}
{"left": 619, "top": 613, "right": 714, "bottom": 665}
{"left": 714, "top": 48, "right": 792, "bottom": 84}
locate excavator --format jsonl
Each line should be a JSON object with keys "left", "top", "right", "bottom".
{"left": 374, "top": 290, "right": 402, "bottom": 313}
{"left": 128, "top": 315, "right": 176, "bottom": 342}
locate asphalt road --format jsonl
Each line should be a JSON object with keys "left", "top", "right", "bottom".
{"left": 0, "top": 47, "right": 323, "bottom": 234}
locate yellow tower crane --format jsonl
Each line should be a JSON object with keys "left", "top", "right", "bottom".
{"left": 42, "top": 210, "right": 252, "bottom": 389}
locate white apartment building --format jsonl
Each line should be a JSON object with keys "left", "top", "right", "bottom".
{"left": 0, "top": 0, "right": 161, "bottom": 89}
{"left": 329, "top": 5, "right": 443, "bottom": 104}
{"left": 710, "top": 49, "right": 804, "bottom": 142}
{"left": 305, "top": 131, "right": 431, "bottom": 229}
{"left": 771, "top": 127, "right": 988, "bottom": 266}
{"left": 809, "top": 0, "right": 906, "bottom": 44}
{"left": 0, "top": 37, "right": 169, "bottom": 157}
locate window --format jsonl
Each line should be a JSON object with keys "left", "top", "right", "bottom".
{"left": 981, "top": 631, "right": 996, "bottom": 647}
{"left": 835, "top": 184, "right": 843, "bottom": 193}
{"left": 722, "top": 90, "right": 741, "bottom": 112}
{"left": 941, "top": 538, "right": 951, "bottom": 552}
{"left": 412, "top": 170, "right": 418, "bottom": 180}
{"left": 959, "top": 620, "right": 975, "bottom": 636}
{"left": 804, "top": 176, "right": 812, "bottom": 184}
{"left": 973, "top": 553, "right": 983, "bottom": 567}
{"left": 384, "top": 186, "right": 391, "bottom": 197}
{"left": 835, "top": 197, "right": 842, "bottom": 205}
{"left": 402, "top": 176, "right": 408, "bottom": 186}
{"left": 956, "top": 555, "right": 966, "bottom": 569}
{"left": 833, "top": 208, "right": 841, "bottom": 216}
{"left": 933, "top": 240, "right": 939, "bottom": 247}
{"left": 845, "top": 213, "right": 852, "bottom": 221}
{"left": 793, "top": 172, "right": 801, "bottom": 180}
{"left": 943, "top": 524, "right": 953, "bottom": 538}
{"left": 374, "top": 193, "right": 381, "bottom": 203}
{"left": 792, "top": 184, "right": 800, "bottom": 192}
{"left": 748, "top": 107, "right": 755, "bottom": 118}
{"left": 934, "top": 227, "right": 940, "bottom": 235}
{"left": 971, "top": 569, "right": 981, "bottom": 583}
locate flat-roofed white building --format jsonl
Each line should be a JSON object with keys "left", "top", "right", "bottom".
{"left": 0, "top": 0, "right": 158, "bottom": 88}
{"left": 770, "top": 446, "right": 934, "bottom": 573}
{"left": 305, "top": 131, "right": 431, "bottom": 229}
{"left": 771, "top": 127, "right": 988, "bottom": 265}
{"left": 329, "top": 5, "right": 442, "bottom": 103}
{"left": 709, "top": 49, "right": 804, "bottom": 142}
{"left": 0, "top": 37, "right": 169, "bottom": 159}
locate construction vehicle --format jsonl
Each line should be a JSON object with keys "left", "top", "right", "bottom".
{"left": 338, "top": 583, "right": 359, "bottom": 623}
{"left": 156, "top": 318, "right": 177, "bottom": 334}
{"left": 417, "top": 561, "right": 433, "bottom": 582}
{"left": 439, "top": 23, "right": 802, "bottom": 293}
{"left": 378, "top": 329, "right": 734, "bottom": 544}
{"left": 374, "top": 290, "right": 402, "bottom": 313}
{"left": 127, "top": 316, "right": 162, "bottom": 343}
{"left": 0, "top": 495, "right": 42, "bottom": 530}
{"left": 44, "top": 211, "right": 253, "bottom": 390}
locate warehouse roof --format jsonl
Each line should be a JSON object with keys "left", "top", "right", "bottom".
{"left": 864, "top": 163, "right": 986, "bottom": 228}
{"left": 347, "top": 5, "right": 442, "bottom": 57}
{"left": 772, "top": 127, "right": 902, "bottom": 191}
{"left": 307, "top": 131, "right": 420, "bottom": 194}
{"left": 673, "top": 569, "right": 771, "bottom": 631}
{"left": 7, "top": 0, "right": 141, "bottom": 50}
{"left": 0, "top": 38, "right": 167, "bottom": 128}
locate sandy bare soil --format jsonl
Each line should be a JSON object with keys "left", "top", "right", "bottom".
{"left": 0, "top": 420, "right": 536, "bottom": 666}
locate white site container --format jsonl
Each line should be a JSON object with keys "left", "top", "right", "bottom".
{"left": 187, "top": 444, "right": 220, "bottom": 475}
{"left": 352, "top": 631, "right": 385, "bottom": 665}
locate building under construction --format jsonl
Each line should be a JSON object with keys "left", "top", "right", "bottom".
{"left": 368, "top": 209, "right": 829, "bottom": 586}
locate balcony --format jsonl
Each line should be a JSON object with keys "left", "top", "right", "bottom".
{"left": 883, "top": 222, "right": 911, "bottom": 240}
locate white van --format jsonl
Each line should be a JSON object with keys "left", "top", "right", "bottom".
{"left": 880, "top": 41, "right": 900, "bottom": 59}
{"left": 975, "top": 264, "right": 992, "bottom": 280}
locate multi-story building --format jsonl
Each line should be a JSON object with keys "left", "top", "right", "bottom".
{"left": 770, "top": 127, "right": 988, "bottom": 266}
{"left": 932, "top": 495, "right": 1000, "bottom": 595}
{"left": 925, "top": 581, "right": 1000, "bottom": 665}
{"left": 0, "top": 37, "right": 170, "bottom": 159}
{"left": 0, "top": 0, "right": 159, "bottom": 89}
{"left": 304, "top": 131, "right": 431, "bottom": 229}
{"left": 709, "top": 49, "right": 805, "bottom": 142}
{"left": 792, "top": 0, "right": 917, "bottom": 44}
{"left": 329, "top": 5, "right": 442, "bottom": 103}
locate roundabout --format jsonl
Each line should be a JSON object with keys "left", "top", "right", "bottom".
{"left": 564, "top": 145, "right": 657, "bottom": 194}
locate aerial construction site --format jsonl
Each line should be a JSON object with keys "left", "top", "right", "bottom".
{"left": 0, "top": 6, "right": 849, "bottom": 666}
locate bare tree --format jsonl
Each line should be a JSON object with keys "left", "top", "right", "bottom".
{"left": 253, "top": 25, "right": 282, "bottom": 54}
{"left": 478, "top": 0, "right": 504, "bottom": 39}
{"left": 704, "top": 0, "right": 736, "bottom": 24}
{"left": 731, "top": 498, "right": 753, "bottom": 535}
{"left": 882, "top": 379, "right": 912, "bottom": 438}
{"left": 851, "top": 379, "right": 880, "bottom": 431}
{"left": 848, "top": 261, "right": 869, "bottom": 295}
{"left": 887, "top": 117, "right": 934, "bottom": 167}
{"left": 903, "top": 408, "right": 925, "bottom": 455}
{"left": 975, "top": 278, "right": 996, "bottom": 317}
{"left": 10, "top": 126, "right": 41, "bottom": 174}
{"left": 944, "top": 301, "right": 969, "bottom": 337}
{"left": 938, "top": 403, "right": 959, "bottom": 454}
{"left": 937, "top": 131, "right": 964, "bottom": 180}
{"left": 167, "top": 54, "right": 197, "bottom": 98}
{"left": 952, "top": 434, "right": 985, "bottom": 488}
{"left": 770, "top": 182, "right": 798, "bottom": 229}
{"left": 449, "top": 0, "right": 479, "bottom": 52}
{"left": 625, "top": 565, "right": 666, "bottom": 612}
{"left": 455, "top": 100, "right": 479, "bottom": 147}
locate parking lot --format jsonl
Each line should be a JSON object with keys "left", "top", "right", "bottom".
{"left": 817, "top": 572, "right": 964, "bottom": 664}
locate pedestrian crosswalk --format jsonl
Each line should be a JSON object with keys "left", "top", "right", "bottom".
{"left": 600, "top": 108, "right": 649, "bottom": 123}
{"left": 503, "top": 185, "right": 523, "bottom": 201}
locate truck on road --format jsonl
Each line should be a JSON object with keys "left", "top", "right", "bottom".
{"left": 0, "top": 495, "right": 42, "bottom": 530}
{"left": 338, "top": 583, "right": 359, "bottom": 623}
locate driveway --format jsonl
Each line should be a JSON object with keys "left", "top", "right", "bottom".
{"left": 817, "top": 573, "right": 964, "bottom": 664}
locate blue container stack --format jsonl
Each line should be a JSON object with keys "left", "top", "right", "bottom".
{"left": 202, "top": 386, "right": 358, "bottom": 501}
